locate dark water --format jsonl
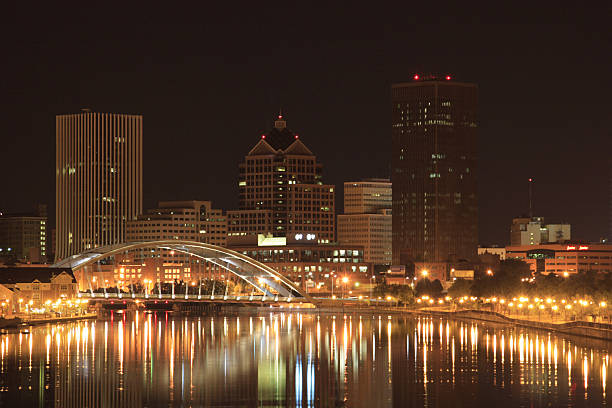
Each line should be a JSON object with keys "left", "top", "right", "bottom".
{"left": 0, "top": 312, "right": 610, "bottom": 407}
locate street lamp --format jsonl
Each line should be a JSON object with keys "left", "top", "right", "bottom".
{"left": 486, "top": 269, "right": 493, "bottom": 276}
{"left": 421, "top": 270, "right": 428, "bottom": 278}
{"left": 342, "top": 276, "right": 349, "bottom": 298}
{"left": 600, "top": 301, "right": 608, "bottom": 322}
{"left": 370, "top": 274, "right": 375, "bottom": 299}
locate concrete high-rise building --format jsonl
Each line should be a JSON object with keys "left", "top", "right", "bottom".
{"left": 338, "top": 180, "right": 392, "bottom": 265}
{"left": 0, "top": 205, "right": 47, "bottom": 263}
{"left": 391, "top": 75, "right": 478, "bottom": 265}
{"left": 510, "top": 216, "right": 571, "bottom": 246}
{"left": 228, "top": 114, "right": 335, "bottom": 244}
{"left": 56, "top": 111, "right": 143, "bottom": 261}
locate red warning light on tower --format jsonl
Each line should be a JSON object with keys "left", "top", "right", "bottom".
{"left": 413, "top": 74, "right": 419, "bottom": 80}
{"left": 445, "top": 75, "right": 451, "bottom": 80}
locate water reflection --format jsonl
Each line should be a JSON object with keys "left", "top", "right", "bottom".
{"left": 0, "top": 312, "right": 610, "bottom": 407}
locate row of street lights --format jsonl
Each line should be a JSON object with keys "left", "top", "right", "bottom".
{"left": 413, "top": 294, "right": 610, "bottom": 322}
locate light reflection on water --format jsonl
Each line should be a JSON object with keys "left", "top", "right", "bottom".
{"left": 0, "top": 312, "right": 610, "bottom": 407}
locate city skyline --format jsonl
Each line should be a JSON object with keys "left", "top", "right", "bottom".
{"left": 1, "top": 3, "right": 610, "bottom": 246}
{"left": 0, "top": 4, "right": 612, "bottom": 406}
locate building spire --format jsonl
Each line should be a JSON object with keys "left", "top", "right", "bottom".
{"left": 528, "top": 178, "right": 534, "bottom": 218}
{"left": 274, "top": 110, "right": 286, "bottom": 130}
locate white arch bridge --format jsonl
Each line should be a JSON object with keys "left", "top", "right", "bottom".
{"left": 52, "top": 240, "right": 316, "bottom": 306}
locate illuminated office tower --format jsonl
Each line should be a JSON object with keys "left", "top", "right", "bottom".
{"left": 56, "top": 111, "right": 142, "bottom": 261}
{"left": 228, "top": 114, "right": 335, "bottom": 244}
{"left": 391, "top": 75, "right": 478, "bottom": 265}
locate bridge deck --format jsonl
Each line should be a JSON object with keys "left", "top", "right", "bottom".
{"left": 78, "top": 292, "right": 305, "bottom": 304}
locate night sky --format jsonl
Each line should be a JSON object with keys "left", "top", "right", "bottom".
{"left": 1, "top": 3, "right": 610, "bottom": 245}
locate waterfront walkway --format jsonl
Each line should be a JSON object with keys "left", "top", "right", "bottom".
{"left": 409, "top": 307, "right": 612, "bottom": 341}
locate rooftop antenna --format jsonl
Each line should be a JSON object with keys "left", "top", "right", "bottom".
{"left": 528, "top": 178, "right": 534, "bottom": 218}
{"left": 274, "top": 109, "right": 286, "bottom": 130}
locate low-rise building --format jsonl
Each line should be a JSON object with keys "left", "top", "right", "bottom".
{"left": 414, "top": 262, "right": 448, "bottom": 282}
{"left": 450, "top": 269, "right": 475, "bottom": 280}
{"left": 0, "top": 267, "right": 78, "bottom": 309}
{"left": 229, "top": 234, "right": 372, "bottom": 292}
{"left": 478, "top": 246, "right": 507, "bottom": 260}
{"left": 505, "top": 243, "right": 612, "bottom": 275}
{"left": 74, "top": 260, "right": 207, "bottom": 292}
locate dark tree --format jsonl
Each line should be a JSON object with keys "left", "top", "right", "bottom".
{"left": 448, "top": 279, "right": 472, "bottom": 298}
{"left": 415, "top": 278, "right": 443, "bottom": 298}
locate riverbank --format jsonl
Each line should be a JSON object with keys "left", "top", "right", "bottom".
{"left": 0, "top": 313, "right": 98, "bottom": 330}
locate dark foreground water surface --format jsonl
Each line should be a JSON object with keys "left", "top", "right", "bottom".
{"left": 0, "top": 311, "right": 610, "bottom": 407}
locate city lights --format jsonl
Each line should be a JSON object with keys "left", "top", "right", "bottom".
{"left": 0, "top": 6, "right": 607, "bottom": 407}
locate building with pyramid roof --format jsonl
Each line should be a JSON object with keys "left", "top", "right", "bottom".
{"left": 227, "top": 115, "right": 335, "bottom": 245}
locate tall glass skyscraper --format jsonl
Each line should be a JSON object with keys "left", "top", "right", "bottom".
{"left": 391, "top": 75, "right": 478, "bottom": 265}
{"left": 55, "top": 111, "right": 142, "bottom": 261}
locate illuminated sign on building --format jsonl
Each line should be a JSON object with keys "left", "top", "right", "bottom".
{"left": 257, "top": 234, "right": 287, "bottom": 247}
{"left": 566, "top": 245, "right": 590, "bottom": 251}
{"left": 294, "top": 233, "right": 316, "bottom": 241}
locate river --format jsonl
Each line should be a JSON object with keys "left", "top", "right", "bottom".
{"left": 0, "top": 311, "right": 609, "bottom": 407}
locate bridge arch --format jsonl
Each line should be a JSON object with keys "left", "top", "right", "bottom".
{"left": 51, "top": 240, "right": 314, "bottom": 302}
